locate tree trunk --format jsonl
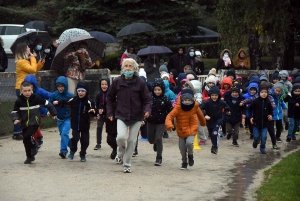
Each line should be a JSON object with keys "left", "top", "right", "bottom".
{"left": 283, "top": 26, "right": 295, "bottom": 70}
{"left": 248, "top": 32, "right": 262, "bottom": 70}
{"left": 269, "top": 45, "right": 284, "bottom": 70}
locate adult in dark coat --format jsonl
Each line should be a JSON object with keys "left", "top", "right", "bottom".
{"left": 186, "top": 46, "right": 196, "bottom": 70}
{"left": 167, "top": 45, "right": 190, "bottom": 73}
{"left": 43, "top": 39, "right": 59, "bottom": 70}
{"left": 0, "top": 36, "right": 8, "bottom": 72}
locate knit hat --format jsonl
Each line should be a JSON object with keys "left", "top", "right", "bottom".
{"left": 291, "top": 68, "right": 300, "bottom": 79}
{"left": 208, "top": 68, "right": 216, "bottom": 76}
{"left": 273, "top": 80, "right": 285, "bottom": 91}
{"left": 293, "top": 76, "right": 300, "bottom": 84}
{"left": 181, "top": 88, "right": 194, "bottom": 101}
{"left": 226, "top": 68, "right": 236, "bottom": 79}
{"left": 260, "top": 74, "right": 269, "bottom": 82}
{"left": 272, "top": 70, "right": 280, "bottom": 80}
{"left": 231, "top": 83, "right": 241, "bottom": 93}
{"left": 159, "top": 62, "right": 168, "bottom": 73}
{"left": 205, "top": 75, "right": 217, "bottom": 84}
{"left": 76, "top": 85, "right": 86, "bottom": 91}
{"left": 208, "top": 85, "right": 220, "bottom": 95}
{"left": 161, "top": 72, "right": 170, "bottom": 80}
{"left": 195, "top": 51, "right": 201, "bottom": 56}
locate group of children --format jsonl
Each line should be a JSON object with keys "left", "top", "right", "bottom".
{"left": 11, "top": 65, "right": 300, "bottom": 172}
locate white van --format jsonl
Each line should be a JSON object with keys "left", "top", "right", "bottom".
{"left": 0, "top": 24, "right": 27, "bottom": 54}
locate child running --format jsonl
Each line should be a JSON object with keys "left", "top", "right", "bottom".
{"left": 12, "top": 81, "right": 57, "bottom": 164}
{"left": 165, "top": 89, "right": 206, "bottom": 170}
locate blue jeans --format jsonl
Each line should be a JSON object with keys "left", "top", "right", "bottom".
{"left": 13, "top": 90, "right": 22, "bottom": 135}
{"left": 287, "top": 118, "right": 300, "bottom": 139}
{"left": 57, "top": 118, "right": 71, "bottom": 154}
{"left": 253, "top": 126, "right": 268, "bottom": 151}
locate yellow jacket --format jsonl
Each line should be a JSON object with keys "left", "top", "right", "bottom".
{"left": 15, "top": 57, "right": 43, "bottom": 89}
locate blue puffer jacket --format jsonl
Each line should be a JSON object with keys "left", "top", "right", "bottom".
{"left": 163, "top": 80, "right": 176, "bottom": 103}
{"left": 243, "top": 83, "right": 259, "bottom": 117}
{"left": 49, "top": 76, "right": 74, "bottom": 120}
{"left": 24, "top": 74, "right": 52, "bottom": 117}
{"left": 269, "top": 88, "right": 288, "bottom": 120}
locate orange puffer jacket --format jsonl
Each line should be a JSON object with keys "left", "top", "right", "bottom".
{"left": 165, "top": 101, "right": 206, "bottom": 138}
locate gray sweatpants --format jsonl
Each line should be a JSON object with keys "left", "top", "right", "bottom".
{"left": 147, "top": 122, "right": 164, "bottom": 157}
{"left": 179, "top": 136, "right": 194, "bottom": 163}
{"left": 226, "top": 122, "right": 240, "bottom": 141}
{"left": 116, "top": 119, "right": 142, "bottom": 167}
{"left": 197, "top": 120, "right": 207, "bottom": 140}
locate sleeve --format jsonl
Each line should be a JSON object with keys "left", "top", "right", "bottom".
{"left": 268, "top": 101, "right": 273, "bottom": 116}
{"left": 106, "top": 80, "right": 117, "bottom": 117}
{"left": 268, "top": 95, "right": 276, "bottom": 110}
{"left": 37, "top": 88, "right": 51, "bottom": 99}
{"left": 38, "top": 97, "right": 57, "bottom": 116}
{"left": 165, "top": 106, "right": 179, "bottom": 130}
{"left": 196, "top": 107, "right": 206, "bottom": 126}
{"left": 165, "top": 97, "right": 173, "bottom": 114}
{"left": 21, "top": 57, "right": 42, "bottom": 74}
{"left": 11, "top": 100, "right": 21, "bottom": 122}
{"left": 242, "top": 96, "right": 255, "bottom": 105}
{"left": 141, "top": 81, "right": 152, "bottom": 114}
{"left": 200, "top": 101, "right": 207, "bottom": 116}
{"left": 143, "top": 60, "right": 154, "bottom": 74}
{"left": 167, "top": 57, "right": 173, "bottom": 72}
{"left": 244, "top": 58, "right": 251, "bottom": 69}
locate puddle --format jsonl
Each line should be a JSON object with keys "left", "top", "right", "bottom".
{"left": 217, "top": 140, "right": 300, "bottom": 201}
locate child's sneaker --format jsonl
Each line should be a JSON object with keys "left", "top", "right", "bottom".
{"left": 110, "top": 149, "right": 117, "bottom": 160}
{"left": 94, "top": 144, "right": 101, "bottom": 150}
{"left": 220, "top": 133, "right": 226, "bottom": 137}
{"left": 240, "top": 124, "right": 244, "bottom": 128}
{"left": 24, "top": 157, "right": 35, "bottom": 164}
{"left": 199, "top": 140, "right": 206, "bottom": 145}
{"left": 115, "top": 155, "right": 123, "bottom": 164}
{"left": 276, "top": 137, "right": 282, "bottom": 142}
{"left": 232, "top": 140, "right": 239, "bottom": 147}
{"left": 59, "top": 152, "right": 67, "bottom": 159}
{"left": 286, "top": 138, "right": 291, "bottom": 143}
{"left": 292, "top": 136, "right": 296, "bottom": 141}
{"left": 123, "top": 166, "right": 131, "bottom": 173}
{"left": 252, "top": 140, "right": 258, "bottom": 148}
{"left": 12, "top": 134, "right": 23, "bottom": 140}
{"left": 188, "top": 155, "right": 194, "bottom": 166}
{"left": 245, "top": 127, "right": 249, "bottom": 133}
{"left": 80, "top": 156, "right": 86, "bottom": 162}
{"left": 295, "top": 131, "right": 299, "bottom": 135}
{"left": 132, "top": 150, "right": 138, "bottom": 157}
{"left": 154, "top": 156, "right": 162, "bottom": 166}
{"left": 68, "top": 152, "right": 74, "bottom": 160}
{"left": 250, "top": 134, "right": 254, "bottom": 139}
{"left": 273, "top": 145, "right": 279, "bottom": 150}
{"left": 260, "top": 150, "right": 267, "bottom": 154}
{"left": 180, "top": 163, "right": 188, "bottom": 170}
{"left": 163, "top": 132, "right": 169, "bottom": 138}
{"left": 226, "top": 133, "right": 232, "bottom": 140}
{"left": 211, "top": 148, "right": 218, "bottom": 154}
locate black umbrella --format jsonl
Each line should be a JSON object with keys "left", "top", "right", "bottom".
{"left": 23, "top": 21, "right": 50, "bottom": 32}
{"left": 137, "top": 46, "right": 172, "bottom": 56}
{"left": 51, "top": 35, "right": 106, "bottom": 75}
{"left": 117, "top": 23, "right": 156, "bottom": 37}
{"left": 10, "top": 30, "right": 52, "bottom": 55}
{"left": 89, "top": 31, "right": 117, "bottom": 43}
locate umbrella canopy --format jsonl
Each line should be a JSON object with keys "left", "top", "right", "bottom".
{"left": 10, "top": 30, "right": 52, "bottom": 55}
{"left": 58, "top": 28, "right": 90, "bottom": 44}
{"left": 51, "top": 35, "right": 106, "bottom": 75}
{"left": 23, "top": 21, "right": 50, "bottom": 32}
{"left": 89, "top": 31, "right": 117, "bottom": 43}
{"left": 137, "top": 46, "right": 172, "bottom": 56}
{"left": 117, "top": 23, "right": 156, "bottom": 37}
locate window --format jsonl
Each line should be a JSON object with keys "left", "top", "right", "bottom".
{"left": 5, "top": 26, "right": 23, "bottom": 35}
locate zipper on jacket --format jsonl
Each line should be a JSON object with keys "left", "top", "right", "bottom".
{"left": 26, "top": 99, "right": 30, "bottom": 127}
{"left": 78, "top": 101, "right": 81, "bottom": 131}
{"left": 262, "top": 99, "right": 264, "bottom": 126}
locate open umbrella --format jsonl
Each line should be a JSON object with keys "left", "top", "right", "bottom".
{"left": 58, "top": 28, "right": 90, "bottom": 44}
{"left": 137, "top": 46, "right": 172, "bottom": 56}
{"left": 23, "top": 21, "right": 50, "bottom": 32}
{"left": 117, "top": 23, "right": 156, "bottom": 37}
{"left": 51, "top": 35, "right": 106, "bottom": 75}
{"left": 89, "top": 31, "right": 117, "bottom": 43}
{"left": 10, "top": 30, "right": 52, "bottom": 55}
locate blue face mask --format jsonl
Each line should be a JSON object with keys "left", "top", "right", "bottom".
{"left": 189, "top": 52, "right": 195, "bottom": 57}
{"left": 36, "top": 45, "right": 42, "bottom": 51}
{"left": 224, "top": 53, "right": 229, "bottom": 58}
{"left": 123, "top": 70, "right": 135, "bottom": 78}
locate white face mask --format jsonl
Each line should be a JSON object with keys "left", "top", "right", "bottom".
{"left": 224, "top": 53, "right": 229, "bottom": 58}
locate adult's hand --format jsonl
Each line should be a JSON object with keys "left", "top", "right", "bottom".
{"left": 144, "top": 112, "right": 150, "bottom": 118}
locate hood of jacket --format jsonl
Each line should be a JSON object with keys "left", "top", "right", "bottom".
{"left": 186, "top": 46, "right": 195, "bottom": 57}
{"left": 190, "top": 80, "right": 202, "bottom": 94}
{"left": 279, "top": 70, "right": 289, "bottom": 78}
{"left": 237, "top": 49, "right": 247, "bottom": 59}
{"left": 221, "top": 77, "right": 233, "bottom": 90}
{"left": 24, "top": 74, "right": 38, "bottom": 92}
{"left": 55, "top": 76, "right": 69, "bottom": 96}
{"left": 177, "top": 73, "right": 187, "bottom": 84}
{"left": 152, "top": 80, "right": 165, "bottom": 96}
{"left": 249, "top": 75, "right": 260, "bottom": 84}
{"left": 99, "top": 78, "right": 110, "bottom": 91}
{"left": 220, "top": 49, "right": 232, "bottom": 58}
{"left": 247, "top": 82, "right": 259, "bottom": 93}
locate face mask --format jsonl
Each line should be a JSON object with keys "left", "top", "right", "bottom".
{"left": 224, "top": 53, "right": 229, "bottom": 58}
{"left": 36, "top": 45, "right": 42, "bottom": 51}
{"left": 189, "top": 52, "right": 195, "bottom": 57}
{"left": 123, "top": 70, "right": 135, "bottom": 78}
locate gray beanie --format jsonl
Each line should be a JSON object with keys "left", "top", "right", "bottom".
{"left": 260, "top": 74, "right": 269, "bottom": 82}
{"left": 159, "top": 62, "right": 168, "bottom": 73}
{"left": 274, "top": 80, "right": 285, "bottom": 91}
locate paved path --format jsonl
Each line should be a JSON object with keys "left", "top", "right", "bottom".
{"left": 0, "top": 122, "right": 293, "bottom": 201}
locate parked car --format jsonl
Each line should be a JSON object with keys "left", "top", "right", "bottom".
{"left": 0, "top": 24, "right": 27, "bottom": 54}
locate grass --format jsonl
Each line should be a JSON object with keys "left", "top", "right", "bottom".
{"left": 256, "top": 149, "right": 300, "bottom": 201}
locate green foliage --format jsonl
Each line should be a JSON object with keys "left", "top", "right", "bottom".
{"left": 100, "top": 53, "right": 122, "bottom": 71}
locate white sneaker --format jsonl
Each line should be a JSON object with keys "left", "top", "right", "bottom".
{"left": 115, "top": 155, "right": 123, "bottom": 164}
{"left": 123, "top": 166, "right": 131, "bottom": 173}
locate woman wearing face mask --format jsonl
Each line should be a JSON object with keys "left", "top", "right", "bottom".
{"left": 186, "top": 46, "right": 196, "bottom": 71}
{"left": 216, "top": 49, "right": 233, "bottom": 73}
{"left": 144, "top": 54, "right": 160, "bottom": 84}
{"left": 106, "top": 58, "right": 152, "bottom": 173}
{"left": 29, "top": 38, "right": 44, "bottom": 63}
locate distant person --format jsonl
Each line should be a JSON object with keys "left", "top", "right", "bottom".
{"left": 167, "top": 46, "right": 190, "bottom": 73}
{"left": 0, "top": 36, "right": 8, "bottom": 72}
{"left": 216, "top": 49, "right": 233, "bottom": 72}
{"left": 233, "top": 48, "right": 251, "bottom": 69}
{"left": 43, "top": 39, "right": 59, "bottom": 70}
{"left": 29, "top": 38, "right": 45, "bottom": 62}
{"left": 186, "top": 46, "right": 196, "bottom": 70}
{"left": 120, "top": 45, "right": 139, "bottom": 66}
{"left": 194, "top": 50, "right": 204, "bottom": 75}
{"left": 144, "top": 54, "right": 160, "bottom": 83}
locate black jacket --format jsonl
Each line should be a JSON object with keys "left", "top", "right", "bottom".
{"left": 95, "top": 78, "right": 110, "bottom": 118}
{"left": 249, "top": 97, "right": 273, "bottom": 128}
{"left": 43, "top": 44, "right": 57, "bottom": 70}
{"left": 147, "top": 80, "right": 173, "bottom": 124}
{"left": 201, "top": 98, "right": 230, "bottom": 128}
{"left": 0, "top": 45, "right": 8, "bottom": 72}
{"left": 284, "top": 88, "right": 300, "bottom": 119}
{"left": 59, "top": 81, "right": 95, "bottom": 131}
{"left": 167, "top": 53, "right": 190, "bottom": 73}
{"left": 12, "top": 93, "right": 57, "bottom": 128}
{"left": 223, "top": 91, "right": 245, "bottom": 124}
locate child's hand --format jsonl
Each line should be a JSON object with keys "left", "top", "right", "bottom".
{"left": 52, "top": 116, "right": 57, "bottom": 120}
{"left": 267, "top": 115, "right": 272, "bottom": 121}
{"left": 144, "top": 112, "right": 150, "bottom": 118}
{"left": 53, "top": 101, "right": 58, "bottom": 105}
{"left": 141, "top": 121, "right": 145, "bottom": 126}
{"left": 108, "top": 116, "right": 114, "bottom": 121}
{"left": 221, "top": 97, "right": 224, "bottom": 100}
{"left": 99, "top": 109, "right": 104, "bottom": 114}
{"left": 205, "top": 115, "right": 210, "bottom": 120}
{"left": 14, "top": 120, "right": 20, "bottom": 125}
{"left": 296, "top": 103, "right": 300, "bottom": 107}
{"left": 239, "top": 102, "right": 244, "bottom": 107}
{"left": 88, "top": 109, "right": 95, "bottom": 113}
{"left": 226, "top": 111, "right": 231, "bottom": 115}
{"left": 242, "top": 114, "right": 246, "bottom": 119}
{"left": 47, "top": 111, "right": 50, "bottom": 116}
{"left": 250, "top": 118, "right": 254, "bottom": 124}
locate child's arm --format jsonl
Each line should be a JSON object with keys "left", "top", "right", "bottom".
{"left": 240, "top": 96, "right": 255, "bottom": 106}
{"left": 268, "top": 95, "right": 276, "bottom": 110}
{"left": 165, "top": 105, "right": 179, "bottom": 131}
{"left": 11, "top": 100, "right": 21, "bottom": 124}
{"left": 196, "top": 107, "right": 206, "bottom": 126}
{"left": 165, "top": 97, "right": 173, "bottom": 114}
{"left": 38, "top": 98, "right": 57, "bottom": 118}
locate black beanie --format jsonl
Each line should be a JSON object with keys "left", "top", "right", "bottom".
{"left": 272, "top": 71, "right": 280, "bottom": 80}
{"left": 208, "top": 86, "right": 220, "bottom": 95}
{"left": 226, "top": 68, "right": 236, "bottom": 79}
